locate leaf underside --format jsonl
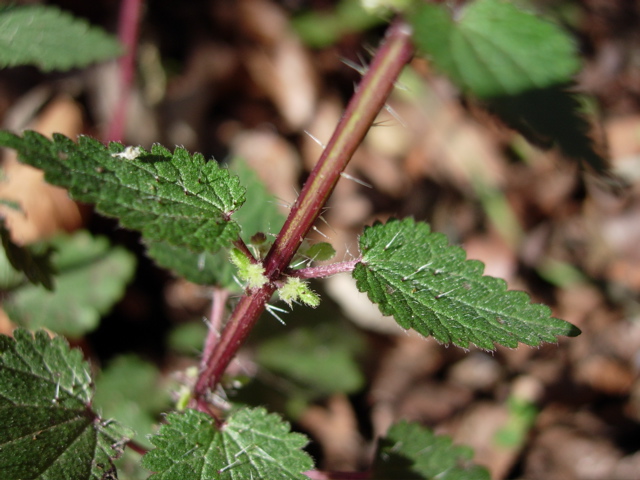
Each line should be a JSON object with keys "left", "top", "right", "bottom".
{"left": 411, "top": 0, "right": 580, "bottom": 98}
{"left": 142, "top": 408, "right": 313, "bottom": 480}
{"left": 0, "top": 131, "right": 245, "bottom": 255}
{"left": 0, "top": 329, "right": 131, "bottom": 479}
{"left": 372, "top": 420, "right": 491, "bottom": 480}
{"left": 353, "top": 218, "right": 580, "bottom": 350}
{"left": 0, "top": 5, "right": 122, "bottom": 71}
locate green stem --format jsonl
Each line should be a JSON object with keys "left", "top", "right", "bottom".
{"left": 194, "top": 19, "right": 414, "bottom": 401}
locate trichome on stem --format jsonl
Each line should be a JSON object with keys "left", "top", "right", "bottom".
{"left": 193, "top": 19, "right": 415, "bottom": 408}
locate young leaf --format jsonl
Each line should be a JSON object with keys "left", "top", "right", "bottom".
{"left": 411, "top": 0, "right": 580, "bottom": 98}
{"left": 3, "top": 230, "right": 136, "bottom": 337}
{"left": 0, "top": 5, "right": 122, "bottom": 71}
{"left": 372, "top": 420, "right": 491, "bottom": 479}
{"left": 303, "top": 242, "right": 336, "bottom": 262}
{"left": 0, "top": 131, "right": 245, "bottom": 254}
{"left": 278, "top": 277, "right": 320, "bottom": 308}
{"left": 0, "top": 329, "right": 132, "bottom": 479}
{"left": 230, "top": 248, "right": 268, "bottom": 290}
{"left": 290, "top": 240, "right": 337, "bottom": 269}
{"left": 353, "top": 219, "right": 580, "bottom": 350}
{"left": 142, "top": 407, "right": 314, "bottom": 479}
{"left": 0, "top": 218, "right": 55, "bottom": 290}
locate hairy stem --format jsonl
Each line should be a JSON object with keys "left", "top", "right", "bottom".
{"left": 200, "top": 287, "right": 230, "bottom": 369}
{"left": 289, "top": 259, "right": 360, "bottom": 279}
{"left": 194, "top": 20, "right": 414, "bottom": 401}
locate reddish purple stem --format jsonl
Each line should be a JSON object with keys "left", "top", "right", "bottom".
{"left": 200, "top": 287, "right": 229, "bottom": 369}
{"left": 194, "top": 20, "right": 414, "bottom": 402}
{"left": 290, "top": 259, "right": 360, "bottom": 279}
{"left": 105, "top": 0, "right": 144, "bottom": 142}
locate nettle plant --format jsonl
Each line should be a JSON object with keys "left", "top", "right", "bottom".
{"left": 0, "top": 1, "right": 602, "bottom": 479}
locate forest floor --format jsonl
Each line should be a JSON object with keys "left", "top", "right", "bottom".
{"left": 1, "top": 1, "right": 640, "bottom": 479}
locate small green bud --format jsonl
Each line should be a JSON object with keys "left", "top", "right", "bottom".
{"left": 229, "top": 248, "right": 268, "bottom": 289}
{"left": 279, "top": 277, "right": 320, "bottom": 308}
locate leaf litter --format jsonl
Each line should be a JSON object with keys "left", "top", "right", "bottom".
{"left": 1, "top": 0, "right": 640, "bottom": 478}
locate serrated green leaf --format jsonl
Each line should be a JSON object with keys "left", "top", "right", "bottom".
{"left": 372, "top": 420, "right": 491, "bottom": 480}
{"left": 0, "top": 5, "right": 122, "bottom": 71}
{"left": 142, "top": 407, "right": 314, "bottom": 480}
{"left": 411, "top": 0, "right": 580, "bottom": 98}
{"left": 0, "top": 131, "right": 245, "bottom": 255}
{"left": 4, "top": 230, "right": 136, "bottom": 337}
{"left": 353, "top": 219, "right": 580, "bottom": 350}
{"left": 257, "top": 324, "right": 365, "bottom": 395}
{"left": 145, "top": 158, "right": 282, "bottom": 287}
{"left": 0, "top": 329, "right": 132, "bottom": 479}
{"left": 0, "top": 218, "right": 55, "bottom": 290}
{"left": 94, "top": 355, "right": 167, "bottom": 449}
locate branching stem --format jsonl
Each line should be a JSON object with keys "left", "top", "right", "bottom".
{"left": 125, "top": 439, "right": 148, "bottom": 456}
{"left": 232, "top": 238, "right": 257, "bottom": 263}
{"left": 194, "top": 19, "right": 414, "bottom": 403}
